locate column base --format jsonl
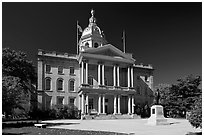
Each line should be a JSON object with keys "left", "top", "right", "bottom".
{"left": 113, "top": 113, "right": 122, "bottom": 115}
{"left": 128, "top": 113, "right": 132, "bottom": 115}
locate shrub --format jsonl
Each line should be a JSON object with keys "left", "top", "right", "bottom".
{"left": 188, "top": 96, "right": 202, "bottom": 129}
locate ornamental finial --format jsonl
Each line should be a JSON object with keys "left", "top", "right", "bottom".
{"left": 91, "top": 9, "right": 95, "bottom": 17}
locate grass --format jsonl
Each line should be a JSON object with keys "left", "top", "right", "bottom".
{"left": 2, "top": 127, "right": 127, "bottom": 135}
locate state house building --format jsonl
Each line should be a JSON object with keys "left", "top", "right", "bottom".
{"left": 37, "top": 10, "right": 154, "bottom": 118}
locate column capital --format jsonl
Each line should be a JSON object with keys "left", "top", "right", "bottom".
{"left": 98, "top": 61, "right": 104, "bottom": 65}
{"left": 82, "top": 59, "right": 89, "bottom": 63}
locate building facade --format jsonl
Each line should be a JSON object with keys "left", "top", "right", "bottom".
{"left": 37, "top": 10, "right": 154, "bottom": 117}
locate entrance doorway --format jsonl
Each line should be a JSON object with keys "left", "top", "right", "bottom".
{"left": 121, "top": 96, "right": 128, "bottom": 114}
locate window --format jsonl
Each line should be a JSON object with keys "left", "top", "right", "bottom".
{"left": 57, "top": 78, "right": 63, "bottom": 91}
{"left": 88, "top": 98, "right": 94, "bottom": 109}
{"left": 137, "top": 86, "right": 141, "bottom": 95}
{"left": 145, "top": 87, "right": 148, "bottom": 96}
{"left": 46, "top": 64, "right": 51, "bottom": 73}
{"left": 57, "top": 96, "right": 64, "bottom": 105}
{"left": 70, "top": 67, "right": 75, "bottom": 75}
{"left": 58, "top": 66, "right": 63, "bottom": 74}
{"left": 94, "top": 43, "right": 99, "bottom": 48}
{"left": 88, "top": 76, "right": 93, "bottom": 85}
{"left": 145, "top": 76, "right": 149, "bottom": 82}
{"left": 69, "top": 98, "right": 75, "bottom": 105}
{"left": 45, "top": 78, "right": 51, "bottom": 90}
{"left": 69, "top": 79, "right": 75, "bottom": 92}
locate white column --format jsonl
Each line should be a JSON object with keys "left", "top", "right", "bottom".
{"left": 81, "top": 94, "right": 84, "bottom": 114}
{"left": 131, "top": 67, "right": 134, "bottom": 87}
{"left": 78, "top": 96, "right": 81, "bottom": 110}
{"left": 127, "top": 66, "right": 130, "bottom": 87}
{"left": 117, "top": 66, "right": 120, "bottom": 86}
{"left": 102, "top": 94, "right": 105, "bottom": 114}
{"left": 128, "top": 96, "right": 131, "bottom": 114}
{"left": 85, "top": 62, "right": 88, "bottom": 84}
{"left": 113, "top": 95, "right": 117, "bottom": 114}
{"left": 98, "top": 94, "right": 101, "bottom": 114}
{"left": 102, "top": 64, "right": 105, "bottom": 85}
{"left": 118, "top": 95, "right": 121, "bottom": 114}
{"left": 81, "top": 62, "right": 84, "bottom": 84}
{"left": 98, "top": 64, "right": 101, "bottom": 85}
{"left": 113, "top": 65, "right": 116, "bottom": 86}
{"left": 86, "top": 94, "right": 89, "bottom": 114}
{"left": 132, "top": 96, "right": 134, "bottom": 114}
{"left": 150, "top": 75, "right": 154, "bottom": 90}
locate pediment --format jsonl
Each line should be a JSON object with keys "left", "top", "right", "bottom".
{"left": 83, "top": 44, "right": 135, "bottom": 61}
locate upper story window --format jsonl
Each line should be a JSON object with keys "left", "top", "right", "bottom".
{"left": 88, "top": 76, "right": 93, "bottom": 85}
{"left": 57, "top": 78, "right": 63, "bottom": 91}
{"left": 70, "top": 67, "right": 75, "bottom": 75}
{"left": 144, "top": 87, "right": 148, "bottom": 96}
{"left": 45, "top": 77, "right": 51, "bottom": 90}
{"left": 145, "top": 76, "right": 149, "bottom": 82}
{"left": 58, "top": 66, "right": 63, "bottom": 74}
{"left": 137, "top": 86, "right": 141, "bottom": 95}
{"left": 69, "top": 79, "right": 75, "bottom": 92}
{"left": 45, "top": 64, "right": 51, "bottom": 73}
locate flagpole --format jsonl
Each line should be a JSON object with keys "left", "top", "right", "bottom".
{"left": 123, "top": 30, "right": 126, "bottom": 53}
{"left": 77, "top": 20, "right": 78, "bottom": 55}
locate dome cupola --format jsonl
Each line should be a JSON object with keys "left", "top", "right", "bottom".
{"left": 79, "top": 9, "right": 108, "bottom": 52}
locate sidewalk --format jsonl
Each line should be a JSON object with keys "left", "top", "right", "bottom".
{"left": 42, "top": 118, "right": 202, "bottom": 135}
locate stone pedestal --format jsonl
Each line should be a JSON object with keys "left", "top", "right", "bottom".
{"left": 147, "top": 105, "right": 169, "bottom": 125}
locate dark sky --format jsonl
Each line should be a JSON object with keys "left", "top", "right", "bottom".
{"left": 2, "top": 2, "right": 202, "bottom": 87}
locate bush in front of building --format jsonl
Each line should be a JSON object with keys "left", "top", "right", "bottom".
{"left": 28, "top": 104, "right": 80, "bottom": 120}
{"left": 188, "top": 96, "right": 202, "bottom": 129}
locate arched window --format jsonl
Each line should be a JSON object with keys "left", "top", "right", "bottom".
{"left": 57, "top": 78, "right": 63, "bottom": 91}
{"left": 69, "top": 79, "right": 75, "bottom": 92}
{"left": 45, "top": 77, "right": 51, "bottom": 90}
{"left": 88, "top": 76, "right": 93, "bottom": 85}
{"left": 94, "top": 43, "right": 99, "bottom": 48}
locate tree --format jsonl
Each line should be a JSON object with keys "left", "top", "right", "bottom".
{"left": 188, "top": 96, "right": 202, "bottom": 129}
{"left": 156, "top": 75, "right": 201, "bottom": 118}
{"left": 2, "top": 48, "right": 37, "bottom": 117}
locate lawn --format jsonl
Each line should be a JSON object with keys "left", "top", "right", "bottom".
{"left": 2, "top": 127, "right": 126, "bottom": 135}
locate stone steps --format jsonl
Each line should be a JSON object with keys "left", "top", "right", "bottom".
{"left": 83, "top": 114, "right": 141, "bottom": 120}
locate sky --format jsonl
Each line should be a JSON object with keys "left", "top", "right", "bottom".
{"left": 2, "top": 2, "right": 202, "bottom": 87}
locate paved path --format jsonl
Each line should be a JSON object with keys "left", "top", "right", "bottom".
{"left": 42, "top": 118, "right": 202, "bottom": 135}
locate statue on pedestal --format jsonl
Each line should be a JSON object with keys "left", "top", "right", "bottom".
{"left": 153, "top": 89, "right": 161, "bottom": 105}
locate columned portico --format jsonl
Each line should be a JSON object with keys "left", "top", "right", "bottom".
{"left": 117, "top": 95, "right": 121, "bottom": 114}
{"left": 131, "top": 67, "right": 134, "bottom": 87}
{"left": 128, "top": 95, "right": 131, "bottom": 114}
{"left": 127, "top": 66, "right": 130, "bottom": 87}
{"left": 98, "top": 64, "right": 101, "bottom": 85}
{"left": 113, "top": 65, "right": 116, "bottom": 86}
{"left": 81, "top": 94, "right": 85, "bottom": 114}
{"left": 117, "top": 66, "right": 120, "bottom": 86}
{"left": 85, "top": 62, "right": 88, "bottom": 84}
{"left": 102, "top": 64, "right": 105, "bottom": 85}
{"left": 81, "top": 61, "right": 84, "bottom": 84}
{"left": 102, "top": 94, "right": 105, "bottom": 114}
{"left": 132, "top": 96, "right": 134, "bottom": 114}
{"left": 98, "top": 94, "right": 101, "bottom": 114}
{"left": 113, "top": 95, "right": 117, "bottom": 114}
{"left": 85, "top": 94, "right": 89, "bottom": 114}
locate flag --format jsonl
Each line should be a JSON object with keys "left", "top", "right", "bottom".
{"left": 122, "top": 30, "right": 126, "bottom": 53}
{"left": 77, "top": 24, "right": 83, "bottom": 33}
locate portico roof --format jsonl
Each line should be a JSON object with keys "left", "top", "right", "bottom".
{"left": 78, "top": 44, "right": 135, "bottom": 64}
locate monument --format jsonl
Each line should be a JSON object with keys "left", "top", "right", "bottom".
{"left": 147, "top": 90, "right": 170, "bottom": 125}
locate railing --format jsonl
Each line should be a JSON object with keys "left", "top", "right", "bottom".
{"left": 80, "top": 84, "right": 135, "bottom": 91}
